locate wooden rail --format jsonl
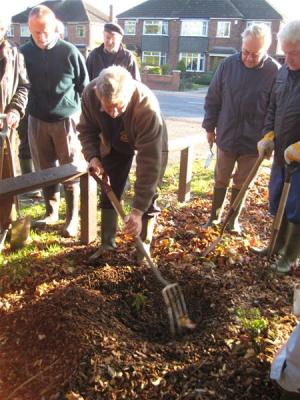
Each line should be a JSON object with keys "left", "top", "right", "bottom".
{"left": 0, "top": 163, "right": 98, "bottom": 244}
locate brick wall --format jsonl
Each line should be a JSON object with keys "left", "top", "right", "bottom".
{"left": 141, "top": 70, "right": 181, "bottom": 91}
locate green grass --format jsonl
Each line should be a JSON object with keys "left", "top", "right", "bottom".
{"left": 1, "top": 162, "right": 213, "bottom": 288}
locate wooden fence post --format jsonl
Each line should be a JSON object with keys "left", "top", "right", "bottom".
{"left": 80, "top": 173, "right": 97, "bottom": 244}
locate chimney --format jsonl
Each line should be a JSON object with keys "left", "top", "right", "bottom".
{"left": 109, "top": 4, "right": 114, "bottom": 22}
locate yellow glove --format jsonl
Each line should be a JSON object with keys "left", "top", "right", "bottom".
{"left": 284, "top": 141, "right": 300, "bottom": 164}
{"left": 257, "top": 131, "right": 275, "bottom": 158}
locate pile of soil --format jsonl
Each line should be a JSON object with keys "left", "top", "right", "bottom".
{"left": 0, "top": 176, "right": 299, "bottom": 400}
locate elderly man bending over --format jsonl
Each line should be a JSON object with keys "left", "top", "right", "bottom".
{"left": 78, "top": 65, "right": 168, "bottom": 264}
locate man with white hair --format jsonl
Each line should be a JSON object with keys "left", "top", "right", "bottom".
{"left": 202, "top": 23, "right": 280, "bottom": 233}
{"left": 78, "top": 65, "right": 168, "bottom": 264}
{"left": 256, "top": 20, "right": 300, "bottom": 275}
{"left": 20, "top": 5, "right": 89, "bottom": 238}
{"left": 0, "top": 13, "right": 29, "bottom": 234}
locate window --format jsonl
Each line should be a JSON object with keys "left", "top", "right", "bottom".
{"left": 217, "top": 21, "right": 231, "bottom": 38}
{"left": 181, "top": 20, "right": 208, "bottom": 37}
{"left": 76, "top": 25, "right": 85, "bottom": 38}
{"left": 246, "top": 20, "right": 271, "bottom": 28}
{"left": 143, "top": 20, "right": 168, "bottom": 35}
{"left": 20, "top": 24, "right": 30, "bottom": 37}
{"left": 124, "top": 20, "right": 136, "bottom": 35}
{"left": 179, "top": 52, "right": 205, "bottom": 72}
{"left": 7, "top": 25, "right": 14, "bottom": 37}
{"left": 142, "top": 51, "right": 166, "bottom": 66}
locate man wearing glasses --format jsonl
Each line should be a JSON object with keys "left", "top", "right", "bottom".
{"left": 202, "top": 24, "right": 280, "bottom": 233}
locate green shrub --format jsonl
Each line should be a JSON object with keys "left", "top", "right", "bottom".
{"left": 176, "top": 59, "right": 186, "bottom": 73}
{"left": 161, "top": 63, "right": 172, "bottom": 75}
{"left": 143, "top": 65, "right": 161, "bottom": 75}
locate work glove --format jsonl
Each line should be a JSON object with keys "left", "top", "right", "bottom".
{"left": 257, "top": 131, "right": 275, "bottom": 158}
{"left": 284, "top": 141, "right": 300, "bottom": 164}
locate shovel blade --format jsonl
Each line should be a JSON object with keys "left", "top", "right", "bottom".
{"left": 162, "top": 283, "right": 196, "bottom": 336}
{"left": 10, "top": 216, "right": 31, "bottom": 251}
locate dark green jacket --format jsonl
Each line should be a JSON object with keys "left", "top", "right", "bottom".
{"left": 20, "top": 38, "right": 89, "bottom": 122}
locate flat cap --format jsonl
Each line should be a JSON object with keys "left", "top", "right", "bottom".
{"left": 104, "top": 22, "right": 124, "bottom": 36}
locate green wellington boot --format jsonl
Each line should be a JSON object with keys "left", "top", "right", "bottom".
{"left": 227, "top": 188, "right": 243, "bottom": 234}
{"left": 88, "top": 209, "right": 118, "bottom": 264}
{"left": 33, "top": 186, "right": 60, "bottom": 226}
{"left": 203, "top": 187, "right": 227, "bottom": 228}
{"left": 250, "top": 215, "right": 288, "bottom": 256}
{"left": 62, "top": 185, "right": 80, "bottom": 238}
{"left": 272, "top": 222, "right": 300, "bottom": 275}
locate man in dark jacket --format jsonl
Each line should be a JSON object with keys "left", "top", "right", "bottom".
{"left": 78, "top": 65, "right": 168, "bottom": 264}
{"left": 256, "top": 20, "right": 300, "bottom": 275}
{"left": 86, "top": 22, "right": 140, "bottom": 81}
{"left": 202, "top": 23, "right": 280, "bottom": 233}
{"left": 20, "top": 5, "right": 89, "bottom": 237}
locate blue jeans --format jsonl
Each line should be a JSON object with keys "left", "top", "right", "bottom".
{"left": 269, "top": 163, "right": 300, "bottom": 225}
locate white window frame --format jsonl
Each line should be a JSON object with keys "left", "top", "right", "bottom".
{"left": 179, "top": 52, "right": 205, "bottom": 72}
{"left": 142, "top": 51, "right": 167, "bottom": 66}
{"left": 181, "top": 19, "right": 208, "bottom": 37}
{"left": 76, "top": 24, "right": 86, "bottom": 38}
{"left": 20, "top": 24, "right": 30, "bottom": 37}
{"left": 143, "top": 20, "right": 168, "bottom": 36}
{"left": 216, "top": 21, "right": 231, "bottom": 38}
{"left": 124, "top": 20, "right": 136, "bottom": 35}
{"left": 246, "top": 20, "right": 271, "bottom": 28}
{"left": 7, "top": 25, "right": 14, "bottom": 37}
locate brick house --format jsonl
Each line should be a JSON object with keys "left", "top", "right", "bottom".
{"left": 9, "top": 0, "right": 110, "bottom": 57}
{"left": 117, "top": 0, "right": 283, "bottom": 73}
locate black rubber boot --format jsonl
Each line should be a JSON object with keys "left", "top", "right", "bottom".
{"left": 250, "top": 215, "right": 288, "bottom": 256}
{"left": 33, "top": 185, "right": 60, "bottom": 226}
{"left": 227, "top": 188, "right": 243, "bottom": 234}
{"left": 272, "top": 222, "right": 300, "bottom": 275}
{"left": 62, "top": 184, "right": 80, "bottom": 238}
{"left": 203, "top": 187, "right": 227, "bottom": 228}
{"left": 136, "top": 215, "right": 156, "bottom": 265}
{"left": 88, "top": 209, "right": 118, "bottom": 264}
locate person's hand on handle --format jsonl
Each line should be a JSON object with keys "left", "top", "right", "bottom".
{"left": 206, "top": 131, "right": 216, "bottom": 146}
{"left": 7, "top": 110, "right": 20, "bottom": 129}
{"left": 257, "top": 131, "right": 275, "bottom": 159}
{"left": 88, "top": 157, "right": 104, "bottom": 176}
{"left": 284, "top": 141, "right": 300, "bottom": 164}
{"left": 124, "top": 208, "right": 143, "bottom": 237}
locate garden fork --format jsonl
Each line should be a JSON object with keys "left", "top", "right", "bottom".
{"left": 89, "top": 169, "right": 196, "bottom": 336}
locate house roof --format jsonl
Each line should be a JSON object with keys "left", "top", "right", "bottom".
{"left": 117, "top": 0, "right": 282, "bottom": 20}
{"left": 12, "top": 0, "right": 109, "bottom": 24}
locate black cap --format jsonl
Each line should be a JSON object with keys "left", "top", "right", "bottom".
{"left": 104, "top": 22, "right": 124, "bottom": 36}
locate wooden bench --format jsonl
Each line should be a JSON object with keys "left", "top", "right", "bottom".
{"left": 0, "top": 163, "right": 98, "bottom": 244}
{"left": 168, "top": 135, "right": 203, "bottom": 202}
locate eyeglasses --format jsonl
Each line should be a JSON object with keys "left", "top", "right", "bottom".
{"left": 241, "top": 49, "right": 264, "bottom": 59}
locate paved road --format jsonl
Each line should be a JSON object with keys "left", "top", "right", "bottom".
{"left": 154, "top": 88, "right": 206, "bottom": 121}
{"left": 154, "top": 88, "right": 210, "bottom": 164}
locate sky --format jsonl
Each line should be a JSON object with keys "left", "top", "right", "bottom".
{"left": 5, "top": 0, "right": 299, "bottom": 20}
